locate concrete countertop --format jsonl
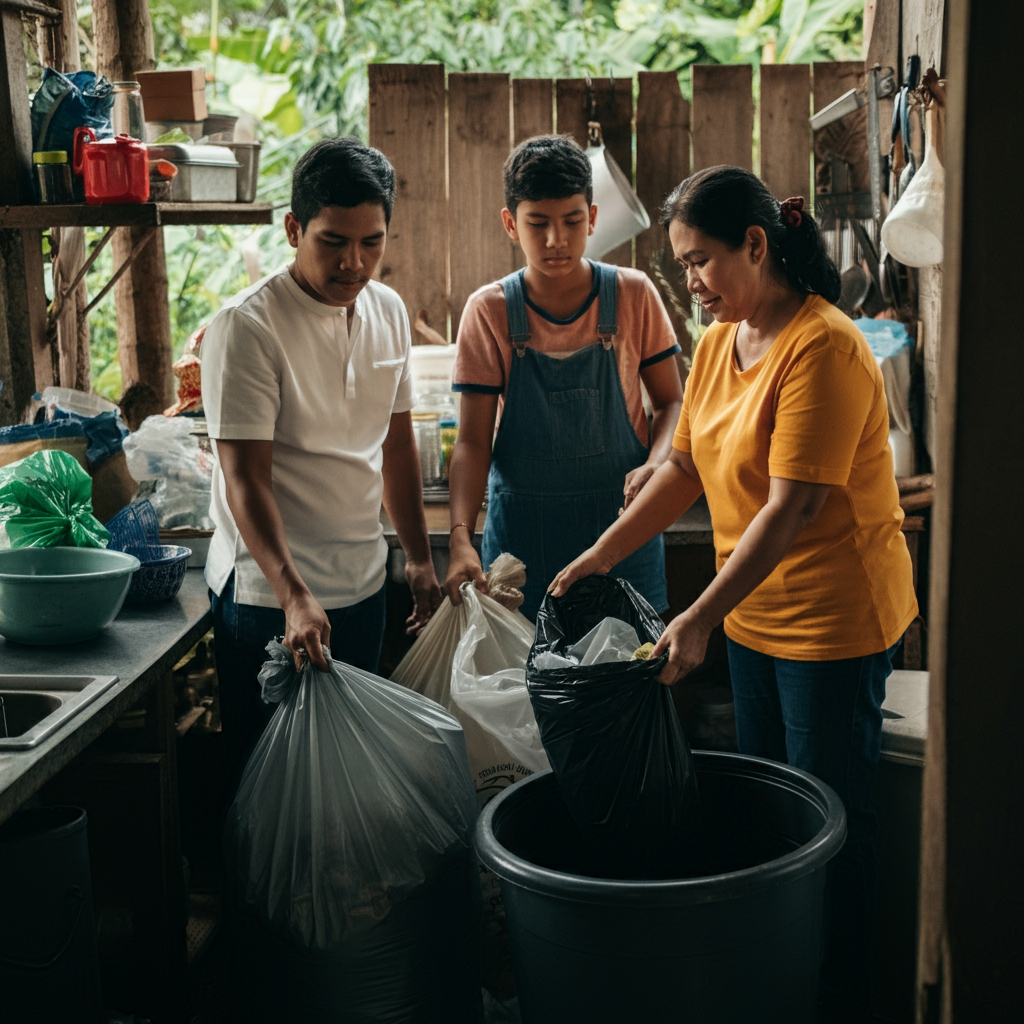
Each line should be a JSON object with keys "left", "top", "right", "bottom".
{"left": 380, "top": 493, "right": 714, "bottom": 548}
{"left": 0, "top": 568, "right": 213, "bottom": 825}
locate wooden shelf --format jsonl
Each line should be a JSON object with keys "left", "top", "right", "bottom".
{"left": 0, "top": 201, "right": 274, "bottom": 229}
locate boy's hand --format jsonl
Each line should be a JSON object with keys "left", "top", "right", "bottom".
{"left": 548, "top": 546, "right": 614, "bottom": 598}
{"left": 405, "top": 556, "right": 442, "bottom": 635}
{"left": 620, "top": 464, "right": 657, "bottom": 515}
{"left": 282, "top": 590, "right": 332, "bottom": 672}
{"left": 444, "top": 540, "right": 488, "bottom": 605}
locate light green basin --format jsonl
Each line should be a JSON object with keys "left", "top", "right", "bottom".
{"left": 0, "top": 547, "right": 140, "bottom": 645}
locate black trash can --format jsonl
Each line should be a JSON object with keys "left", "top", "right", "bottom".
{"left": 475, "top": 751, "right": 847, "bottom": 1024}
{"left": 0, "top": 805, "right": 103, "bottom": 1024}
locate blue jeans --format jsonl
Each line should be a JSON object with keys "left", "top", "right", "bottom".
{"left": 211, "top": 573, "right": 387, "bottom": 801}
{"left": 726, "top": 637, "right": 899, "bottom": 1009}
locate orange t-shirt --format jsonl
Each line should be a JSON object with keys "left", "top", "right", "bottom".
{"left": 453, "top": 266, "right": 681, "bottom": 445}
{"left": 673, "top": 295, "right": 917, "bottom": 659}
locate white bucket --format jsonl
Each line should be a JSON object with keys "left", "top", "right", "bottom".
{"left": 584, "top": 144, "right": 651, "bottom": 260}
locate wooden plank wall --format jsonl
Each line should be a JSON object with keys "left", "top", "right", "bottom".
{"left": 635, "top": 72, "right": 691, "bottom": 348}
{"left": 369, "top": 62, "right": 851, "bottom": 352}
{"left": 368, "top": 64, "right": 448, "bottom": 337}
{"left": 446, "top": 73, "right": 513, "bottom": 333}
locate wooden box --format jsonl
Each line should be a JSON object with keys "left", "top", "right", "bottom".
{"left": 135, "top": 67, "right": 208, "bottom": 122}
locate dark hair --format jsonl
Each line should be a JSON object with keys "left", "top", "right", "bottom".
{"left": 291, "top": 137, "right": 397, "bottom": 230}
{"left": 503, "top": 134, "right": 593, "bottom": 216}
{"left": 660, "top": 165, "right": 841, "bottom": 304}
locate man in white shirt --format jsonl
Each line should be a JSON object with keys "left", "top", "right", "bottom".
{"left": 201, "top": 137, "right": 441, "bottom": 785}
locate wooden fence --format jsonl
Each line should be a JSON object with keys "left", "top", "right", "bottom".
{"left": 368, "top": 61, "right": 866, "bottom": 353}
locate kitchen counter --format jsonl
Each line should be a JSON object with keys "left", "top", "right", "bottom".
{"left": 0, "top": 568, "right": 212, "bottom": 825}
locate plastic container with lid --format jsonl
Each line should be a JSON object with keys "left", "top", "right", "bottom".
{"left": 73, "top": 128, "right": 149, "bottom": 204}
{"left": 32, "top": 150, "right": 73, "bottom": 204}
{"left": 145, "top": 143, "right": 239, "bottom": 202}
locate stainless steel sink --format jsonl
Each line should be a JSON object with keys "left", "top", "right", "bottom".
{"left": 0, "top": 674, "right": 119, "bottom": 750}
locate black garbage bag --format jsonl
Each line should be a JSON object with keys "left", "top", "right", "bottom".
{"left": 526, "top": 575, "right": 699, "bottom": 879}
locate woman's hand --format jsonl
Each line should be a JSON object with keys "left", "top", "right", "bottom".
{"left": 650, "top": 607, "right": 714, "bottom": 685}
{"left": 620, "top": 463, "right": 658, "bottom": 514}
{"left": 548, "top": 546, "right": 614, "bottom": 599}
{"left": 405, "top": 556, "right": 443, "bottom": 635}
{"left": 282, "top": 590, "right": 332, "bottom": 672}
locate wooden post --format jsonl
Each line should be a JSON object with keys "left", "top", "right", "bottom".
{"left": 0, "top": 7, "right": 51, "bottom": 425}
{"left": 92, "top": 0, "right": 173, "bottom": 405}
{"left": 916, "top": 1, "right": 1022, "bottom": 1020}
{"left": 38, "top": 0, "right": 91, "bottom": 391}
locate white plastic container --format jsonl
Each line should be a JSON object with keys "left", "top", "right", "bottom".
{"left": 41, "top": 386, "right": 118, "bottom": 419}
{"left": 410, "top": 345, "right": 457, "bottom": 421}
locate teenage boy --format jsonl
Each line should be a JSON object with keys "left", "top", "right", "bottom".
{"left": 201, "top": 137, "right": 441, "bottom": 787}
{"left": 445, "top": 134, "right": 684, "bottom": 620}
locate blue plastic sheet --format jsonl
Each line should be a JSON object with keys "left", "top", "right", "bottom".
{"left": 30, "top": 68, "right": 113, "bottom": 156}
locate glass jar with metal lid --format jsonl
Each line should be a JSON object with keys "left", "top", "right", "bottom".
{"left": 32, "top": 150, "right": 73, "bottom": 204}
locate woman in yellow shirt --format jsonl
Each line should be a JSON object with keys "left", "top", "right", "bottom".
{"left": 550, "top": 165, "right": 917, "bottom": 1021}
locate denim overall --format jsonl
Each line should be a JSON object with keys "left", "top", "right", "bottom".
{"left": 482, "top": 262, "right": 668, "bottom": 620}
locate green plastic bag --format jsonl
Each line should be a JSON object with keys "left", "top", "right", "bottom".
{"left": 0, "top": 450, "right": 109, "bottom": 549}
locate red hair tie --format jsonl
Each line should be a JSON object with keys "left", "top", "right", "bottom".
{"left": 780, "top": 196, "right": 804, "bottom": 228}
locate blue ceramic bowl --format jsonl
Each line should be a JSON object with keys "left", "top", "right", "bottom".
{"left": 0, "top": 546, "right": 140, "bottom": 644}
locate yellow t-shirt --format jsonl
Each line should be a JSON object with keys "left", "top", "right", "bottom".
{"left": 673, "top": 295, "right": 917, "bottom": 659}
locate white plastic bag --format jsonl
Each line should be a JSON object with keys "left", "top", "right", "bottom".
{"left": 449, "top": 583, "right": 550, "bottom": 778}
{"left": 533, "top": 617, "right": 643, "bottom": 669}
{"left": 226, "top": 640, "right": 478, "bottom": 952}
{"left": 390, "top": 555, "right": 548, "bottom": 806}
{"left": 121, "top": 414, "right": 213, "bottom": 528}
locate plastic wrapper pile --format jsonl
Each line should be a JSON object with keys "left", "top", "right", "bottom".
{"left": 122, "top": 415, "right": 213, "bottom": 530}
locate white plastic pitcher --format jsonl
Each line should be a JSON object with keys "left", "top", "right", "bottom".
{"left": 584, "top": 143, "right": 651, "bottom": 260}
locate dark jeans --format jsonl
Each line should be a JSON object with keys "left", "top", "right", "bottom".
{"left": 210, "top": 573, "right": 387, "bottom": 803}
{"left": 726, "top": 637, "right": 899, "bottom": 1010}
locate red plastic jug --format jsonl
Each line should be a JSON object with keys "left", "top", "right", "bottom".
{"left": 72, "top": 127, "right": 149, "bottom": 204}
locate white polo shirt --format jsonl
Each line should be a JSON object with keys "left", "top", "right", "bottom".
{"left": 201, "top": 267, "right": 416, "bottom": 608}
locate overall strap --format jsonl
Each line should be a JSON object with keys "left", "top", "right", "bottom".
{"left": 594, "top": 261, "right": 619, "bottom": 349}
{"left": 500, "top": 270, "right": 530, "bottom": 358}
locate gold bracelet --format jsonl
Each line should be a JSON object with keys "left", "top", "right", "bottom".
{"left": 450, "top": 522, "right": 473, "bottom": 535}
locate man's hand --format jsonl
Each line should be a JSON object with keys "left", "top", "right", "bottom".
{"left": 620, "top": 463, "right": 658, "bottom": 514}
{"left": 444, "top": 534, "right": 488, "bottom": 605}
{"left": 649, "top": 607, "right": 713, "bottom": 685}
{"left": 547, "top": 546, "right": 614, "bottom": 599}
{"left": 405, "top": 556, "right": 442, "bottom": 635}
{"left": 281, "top": 589, "right": 332, "bottom": 672}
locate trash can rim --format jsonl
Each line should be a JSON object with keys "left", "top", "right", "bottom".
{"left": 474, "top": 751, "right": 847, "bottom": 907}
